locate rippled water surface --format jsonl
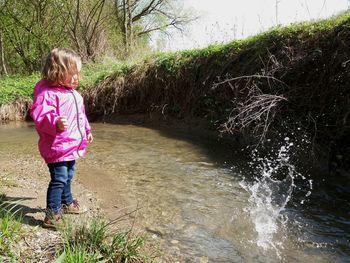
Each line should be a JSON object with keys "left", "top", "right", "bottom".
{"left": 1, "top": 122, "right": 349, "bottom": 262}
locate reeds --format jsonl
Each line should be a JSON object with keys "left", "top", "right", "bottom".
{"left": 0, "top": 194, "right": 22, "bottom": 261}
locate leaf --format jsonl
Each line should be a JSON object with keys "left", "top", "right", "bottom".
{"left": 55, "top": 251, "right": 65, "bottom": 263}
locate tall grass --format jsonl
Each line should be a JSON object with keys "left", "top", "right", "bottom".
{"left": 57, "top": 215, "right": 153, "bottom": 262}
{"left": 0, "top": 195, "right": 22, "bottom": 261}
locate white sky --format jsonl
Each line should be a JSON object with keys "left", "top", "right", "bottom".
{"left": 157, "top": 0, "right": 349, "bottom": 51}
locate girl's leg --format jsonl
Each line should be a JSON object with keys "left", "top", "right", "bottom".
{"left": 61, "top": 160, "right": 75, "bottom": 206}
{"left": 61, "top": 160, "right": 86, "bottom": 214}
{"left": 47, "top": 161, "right": 70, "bottom": 214}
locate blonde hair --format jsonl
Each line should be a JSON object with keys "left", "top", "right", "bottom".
{"left": 42, "top": 48, "right": 81, "bottom": 86}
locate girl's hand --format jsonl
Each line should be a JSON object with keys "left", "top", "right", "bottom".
{"left": 57, "top": 116, "right": 68, "bottom": 131}
{"left": 87, "top": 133, "right": 93, "bottom": 143}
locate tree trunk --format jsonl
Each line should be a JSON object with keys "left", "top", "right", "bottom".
{"left": 275, "top": 0, "right": 279, "bottom": 25}
{"left": 121, "top": 0, "right": 133, "bottom": 56}
{"left": 127, "top": 0, "right": 132, "bottom": 50}
{"left": 0, "top": 29, "right": 8, "bottom": 76}
{"left": 122, "top": 0, "right": 128, "bottom": 55}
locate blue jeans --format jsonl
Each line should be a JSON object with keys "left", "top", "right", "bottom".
{"left": 47, "top": 161, "right": 75, "bottom": 214}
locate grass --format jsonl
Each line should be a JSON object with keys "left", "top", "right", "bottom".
{"left": 57, "top": 245, "right": 103, "bottom": 263}
{"left": 149, "top": 10, "right": 350, "bottom": 74}
{"left": 0, "top": 193, "right": 154, "bottom": 262}
{"left": 0, "top": 73, "right": 39, "bottom": 106}
{"left": 57, "top": 215, "right": 154, "bottom": 262}
{"left": 79, "top": 59, "right": 133, "bottom": 90}
{"left": 0, "top": 195, "right": 22, "bottom": 261}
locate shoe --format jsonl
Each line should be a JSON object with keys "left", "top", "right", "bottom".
{"left": 62, "top": 200, "right": 87, "bottom": 214}
{"left": 42, "top": 213, "right": 63, "bottom": 230}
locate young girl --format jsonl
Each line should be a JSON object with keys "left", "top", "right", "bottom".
{"left": 30, "top": 48, "right": 93, "bottom": 229}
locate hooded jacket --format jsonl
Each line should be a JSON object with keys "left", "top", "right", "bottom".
{"left": 30, "top": 79, "right": 91, "bottom": 163}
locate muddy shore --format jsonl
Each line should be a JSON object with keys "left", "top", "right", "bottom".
{"left": 0, "top": 121, "right": 211, "bottom": 262}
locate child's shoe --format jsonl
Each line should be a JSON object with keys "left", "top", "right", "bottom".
{"left": 62, "top": 200, "right": 87, "bottom": 214}
{"left": 42, "top": 213, "right": 63, "bottom": 230}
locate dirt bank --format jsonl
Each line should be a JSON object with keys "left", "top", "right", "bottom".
{"left": 0, "top": 139, "right": 100, "bottom": 262}
{"left": 83, "top": 14, "right": 350, "bottom": 174}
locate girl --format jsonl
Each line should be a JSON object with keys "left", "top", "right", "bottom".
{"left": 31, "top": 48, "right": 93, "bottom": 229}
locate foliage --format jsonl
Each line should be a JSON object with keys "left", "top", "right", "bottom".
{"left": 0, "top": 0, "right": 193, "bottom": 75}
{"left": 80, "top": 59, "right": 133, "bottom": 90}
{"left": 150, "top": 10, "right": 350, "bottom": 68}
{"left": 0, "top": 0, "right": 71, "bottom": 73}
{"left": 0, "top": 73, "right": 39, "bottom": 106}
{"left": 114, "top": 0, "right": 193, "bottom": 56}
{"left": 62, "top": 0, "right": 112, "bottom": 61}
{"left": 0, "top": 196, "right": 22, "bottom": 261}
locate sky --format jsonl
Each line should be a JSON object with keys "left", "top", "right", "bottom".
{"left": 157, "top": 0, "right": 349, "bottom": 51}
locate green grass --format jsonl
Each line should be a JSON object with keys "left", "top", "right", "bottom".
{"left": 0, "top": 73, "right": 39, "bottom": 106}
{"left": 149, "top": 10, "right": 350, "bottom": 74}
{"left": 0, "top": 196, "right": 22, "bottom": 261}
{"left": 57, "top": 215, "right": 153, "bottom": 262}
{"left": 79, "top": 59, "right": 133, "bottom": 90}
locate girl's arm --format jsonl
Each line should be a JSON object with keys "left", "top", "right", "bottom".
{"left": 30, "top": 91, "right": 60, "bottom": 137}
{"left": 83, "top": 106, "right": 93, "bottom": 143}
{"left": 82, "top": 104, "right": 92, "bottom": 135}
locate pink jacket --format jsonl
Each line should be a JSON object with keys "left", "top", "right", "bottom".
{"left": 30, "top": 79, "right": 91, "bottom": 163}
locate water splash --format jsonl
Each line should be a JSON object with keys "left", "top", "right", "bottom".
{"left": 240, "top": 137, "right": 303, "bottom": 252}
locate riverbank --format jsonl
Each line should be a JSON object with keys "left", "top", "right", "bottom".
{"left": 83, "top": 13, "right": 350, "bottom": 174}
{"left": 0, "top": 123, "right": 99, "bottom": 261}
{"left": 0, "top": 122, "right": 162, "bottom": 262}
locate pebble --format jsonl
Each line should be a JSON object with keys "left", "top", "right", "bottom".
{"left": 199, "top": 256, "right": 209, "bottom": 263}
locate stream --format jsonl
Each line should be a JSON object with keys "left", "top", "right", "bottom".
{"left": 0, "top": 122, "right": 349, "bottom": 262}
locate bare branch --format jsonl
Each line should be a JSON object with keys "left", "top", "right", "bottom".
{"left": 132, "top": 0, "right": 163, "bottom": 22}
{"left": 212, "top": 74, "right": 288, "bottom": 90}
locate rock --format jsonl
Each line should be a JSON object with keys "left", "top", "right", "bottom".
{"left": 145, "top": 227, "right": 163, "bottom": 237}
{"left": 199, "top": 256, "right": 209, "bottom": 263}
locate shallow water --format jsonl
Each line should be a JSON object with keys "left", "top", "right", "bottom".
{"left": 0, "top": 122, "right": 349, "bottom": 262}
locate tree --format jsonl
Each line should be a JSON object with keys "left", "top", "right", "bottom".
{"left": 0, "top": 29, "right": 8, "bottom": 75}
{"left": 64, "top": 0, "right": 109, "bottom": 61}
{"left": 114, "top": 0, "right": 195, "bottom": 55}
{"left": 275, "top": 0, "right": 281, "bottom": 25}
{"left": 0, "top": 0, "right": 69, "bottom": 72}
{"left": 0, "top": 0, "right": 194, "bottom": 74}
{"left": 0, "top": 0, "right": 7, "bottom": 74}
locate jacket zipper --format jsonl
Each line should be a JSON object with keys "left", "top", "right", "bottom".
{"left": 69, "top": 89, "right": 84, "bottom": 157}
